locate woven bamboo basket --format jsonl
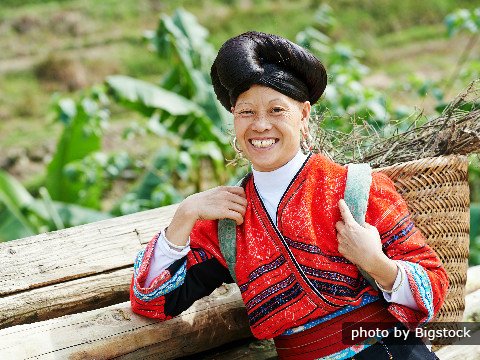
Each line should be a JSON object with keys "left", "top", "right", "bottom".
{"left": 375, "top": 155, "right": 470, "bottom": 322}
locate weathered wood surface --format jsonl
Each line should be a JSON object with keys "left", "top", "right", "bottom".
{"left": 0, "top": 204, "right": 178, "bottom": 328}
{"left": 463, "top": 286, "right": 480, "bottom": 321}
{"left": 466, "top": 265, "right": 480, "bottom": 295}
{"left": 433, "top": 288, "right": 480, "bottom": 359}
{"left": 0, "top": 284, "right": 251, "bottom": 360}
{"left": 176, "top": 338, "right": 277, "bottom": 360}
{"left": 436, "top": 338, "right": 480, "bottom": 360}
{"left": 0, "top": 268, "right": 131, "bottom": 329}
{"left": 0, "top": 204, "right": 178, "bottom": 295}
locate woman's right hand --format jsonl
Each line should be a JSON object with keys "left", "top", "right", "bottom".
{"left": 165, "top": 186, "right": 247, "bottom": 247}
{"left": 185, "top": 186, "right": 247, "bottom": 225}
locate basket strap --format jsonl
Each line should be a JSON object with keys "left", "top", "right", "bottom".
{"left": 344, "top": 163, "right": 372, "bottom": 226}
{"left": 218, "top": 217, "right": 238, "bottom": 283}
{"left": 218, "top": 175, "right": 250, "bottom": 283}
{"left": 344, "top": 163, "right": 378, "bottom": 291}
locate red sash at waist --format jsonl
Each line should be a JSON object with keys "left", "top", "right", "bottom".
{"left": 273, "top": 300, "right": 398, "bottom": 360}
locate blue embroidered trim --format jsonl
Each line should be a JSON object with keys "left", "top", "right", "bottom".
{"left": 248, "top": 283, "right": 303, "bottom": 325}
{"left": 239, "top": 255, "right": 286, "bottom": 293}
{"left": 245, "top": 274, "right": 296, "bottom": 311}
{"left": 132, "top": 250, "right": 187, "bottom": 302}
{"left": 402, "top": 261, "right": 434, "bottom": 322}
{"left": 301, "top": 265, "right": 361, "bottom": 287}
{"left": 382, "top": 220, "right": 415, "bottom": 249}
{"left": 310, "top": 279, "right": 369, "bottom": 298}
{"left": 133, "top": 249, "right": 145, "bottom": 277}
{"left": 282, "top": 294, "right": 379, "bottom": 335}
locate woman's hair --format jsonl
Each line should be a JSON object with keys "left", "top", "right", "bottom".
{"left": 210, "top": 31, "right": 327, "bottom": 111}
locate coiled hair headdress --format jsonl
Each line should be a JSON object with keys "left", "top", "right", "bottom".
{"left": 210, "top": 31, "right": 327, "bottom": 111}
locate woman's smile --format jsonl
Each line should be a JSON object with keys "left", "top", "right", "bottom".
{"left": 249, "top": 137, "right": 279, "bottom": 149}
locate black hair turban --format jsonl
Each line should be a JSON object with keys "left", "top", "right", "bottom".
{"left": 210, "top": 31, "right": 327, "bottom": 111}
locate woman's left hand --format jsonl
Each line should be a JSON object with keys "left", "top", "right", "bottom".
{"left": 335, "top": 199, "right": 384, "bottom": 273}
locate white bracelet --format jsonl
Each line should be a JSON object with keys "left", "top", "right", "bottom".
{"left": 375, "top": 262, "right": 402, "bottom": 294}
{"left": 163, "top": 227, "right": 190, "bottom": 251}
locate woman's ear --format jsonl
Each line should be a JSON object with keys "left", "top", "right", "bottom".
{"left": 301, "top": 101, "right": 311, "bottom": 131}
{"left": 301, "top": 101, "right": 311, "bottom": 121}
{"left": 231, "top": 106, "right": 235, "bottom": 113}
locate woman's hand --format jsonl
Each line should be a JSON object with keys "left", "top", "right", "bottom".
{"left": 335, "top": 199, "right": 397, "bottom": 290}
{"left": 335, "top": 199, "right": 383, "bottom": 271}
{"left": 166, "top": 186, "right": 247, "bottom": 247}
{"left": 184, "top": 186, "right": 248, "bottom": 225}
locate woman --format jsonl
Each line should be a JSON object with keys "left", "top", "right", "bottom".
{"left": 130, "top": 31, "right": 448, "bottom": 359}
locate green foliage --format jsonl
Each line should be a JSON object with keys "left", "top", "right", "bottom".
{"left": 0, "top": 170, "right": 111, "bottom": 242}
{"left": 296, "top": 6, "right": 392, "bottom": 131}
{"left": 469, "top": 155, "right": 480, "bottom": 203}
{"left": 469, "top": 203, "right": 480, "bottom": 265}
{"left": 0, "top": 0, "right": 72, "bottom": 7}
{"left": 107, "top": 75, "right": 203, "bottom": 117}
{"left": 46, "top": 89, "right": 109, "bottom": 209}
{"left": 445, "top": 8, "right": 480, "bottom": 36}
{"left": 109, "top": 9, "right": 238, "bottom": 214}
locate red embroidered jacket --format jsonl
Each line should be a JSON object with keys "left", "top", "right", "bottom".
{"left": 130, "top": 154, "right": 448, "bottom": 339}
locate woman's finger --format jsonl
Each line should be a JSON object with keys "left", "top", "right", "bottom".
{"left": 224, "top": 186, "right": 246, "bottom": 197}
{"left": 226, "top": 192, "right": 248, "bottom": 207}
{"left": 226, "top": 209, "right": 244, "bottom": 225}
{"left": 228, "top": 202, "right": 247, "bottom": 216}
{"left": 335, "top": 220, "right": 345, "bottom": 234}
{"left": 338, "top": 199, "right": 356, "bottom": 225}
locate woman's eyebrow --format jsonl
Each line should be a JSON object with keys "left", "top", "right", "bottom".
{"left": 236, "top": 101, "right": 254, "bottom": 107}
{"left": 268, "top": 98, "right": 288, "bottom": 104}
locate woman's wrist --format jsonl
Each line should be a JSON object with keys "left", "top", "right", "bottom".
{"left": 165, "top": 199, "right": 198, "bottom": 247}
{"left": 364, "top": 254, "right": 398, "bottom": 292}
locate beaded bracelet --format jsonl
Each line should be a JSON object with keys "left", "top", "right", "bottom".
{"left": 375, "top": 262, "right": 403, "bottom": 294}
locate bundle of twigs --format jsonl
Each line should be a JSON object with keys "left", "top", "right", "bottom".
{"left": 314, "top": 79, "right": 480, "bottom": 168}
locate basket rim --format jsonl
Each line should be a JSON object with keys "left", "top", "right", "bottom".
{"left": 374, "top": 154, "right": 468, "bottom": 172}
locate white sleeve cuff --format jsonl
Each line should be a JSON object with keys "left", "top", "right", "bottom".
{"left": 144, "top": 229, "right": 191, "bottom": 287}
{"left": 382, "top": 261, "right": 419, "bottom": 311}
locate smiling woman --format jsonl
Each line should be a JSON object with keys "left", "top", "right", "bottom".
{"left": 129, "top": 31, "right": 447, "bottom": 360}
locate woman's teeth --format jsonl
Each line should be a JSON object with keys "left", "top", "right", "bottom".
{"left": 251, "top": 139, "right": 276, "bottom": 148}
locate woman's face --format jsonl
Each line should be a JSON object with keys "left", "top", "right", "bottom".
{"left": 232, "top": 85, "right": 311, "bottom": 172}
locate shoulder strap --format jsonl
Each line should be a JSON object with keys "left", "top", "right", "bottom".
{"left": 344, "top": 163, "right": 378, "bottom": 291}
{"left": 344, "top": 163, "right": 372, "bottom": 226}
{"left": 218, "top": 217, "right": 237, "bottom": 282}
{"left": 218, "top": 174, "right": 251, "bottom": 283}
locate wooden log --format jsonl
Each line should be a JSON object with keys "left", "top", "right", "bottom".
{"left": 0, "top": 268, "right": 131, "bottom": 329}
{"left": 0, "top": 204, "right": 177, "bottom": 296}
{"left": 0, "top": 205, "right": 177, "bottom": 327}
{"left": 0, "top": 284, "right": 251, "bottom": 360}
{"left": 433, "top": 288, "right": 480, "bottom": 359}
{"left": 466, "top": 265, "right": 480, "bottom": 295}
{"left": 463, "top": 287, "right": 480, "bottom": 322}
{"left": 436, "top": 334, "right": 480, "bottom": 360}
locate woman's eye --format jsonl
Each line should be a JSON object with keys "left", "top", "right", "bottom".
{"left": 272, "top": 107, "right": 285, "bottom": 113}
{"left": 240, "top": 110, "right": 254, "bottom": 115}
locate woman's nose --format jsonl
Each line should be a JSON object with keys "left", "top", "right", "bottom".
{"left": 251, "top": 113, "right": 272, "bottom": 132}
